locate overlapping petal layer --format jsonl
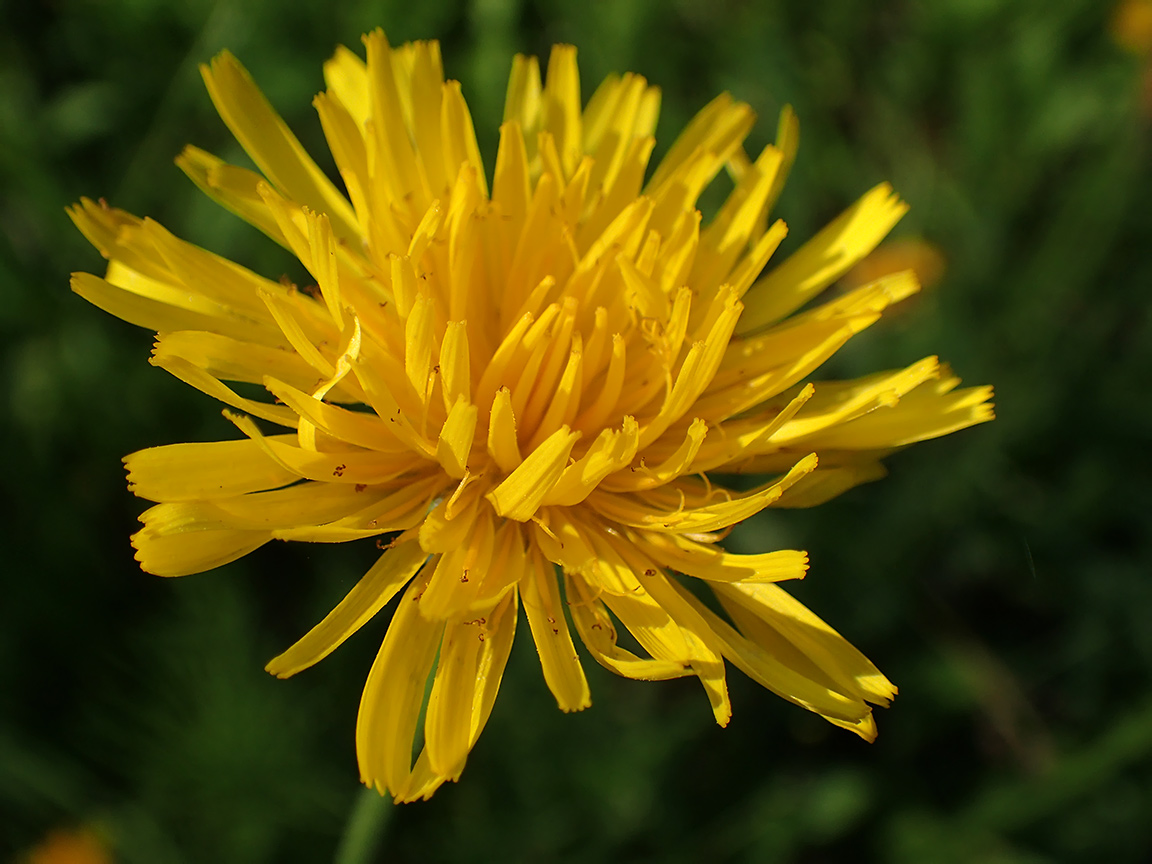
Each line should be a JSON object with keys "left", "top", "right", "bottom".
{"left": 71, "top": 31, "right": 993, "bottom": 801}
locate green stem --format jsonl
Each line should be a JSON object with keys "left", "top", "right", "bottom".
{"left": 334, "top": 785, "right": 392, "bottom": 864}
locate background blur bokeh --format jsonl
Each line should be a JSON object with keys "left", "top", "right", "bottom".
{"left": 3, "top": 0, "right": 1151, "bottom": 861}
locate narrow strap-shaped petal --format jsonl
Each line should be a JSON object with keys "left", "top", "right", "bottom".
{"left": 266, "top": 540, "right": 429, "bottom": 678}
{"left": 438, "top": 321, "right": 471, "bottom": 412}
{"left": 356, "top": 571, "right": 444, "bottom": 797}
{"left": 769, "top": 357, "right": 942, "bottom": 443}
{"left": 667, "top": 579, "right": 876, "bottom": 732}
{"left": 323, "top": 43, "right": 370, "bottom": 129}
{"left": 436, "top": 397, "right": 479, "bottom": 479}
{"left": 273, "top": 473, "right": 445, "bottom": 541}
{"left": 486, "top": 426, "right": 581, "bottom": 521}
{"left": 423, "top": 591, "right": 511, "bottom": 777}
{"left": 204, "top": 480, "right": 398, "bottom": 530}
{"left": 174, "top": 147, "right": 289, "bottom": 245}
{"left": 71, "top": 270, "right": 279, "bottom": 347}
{"left": 153, "top": 332, "right": 330, "bottom": 399}
{"left": 738, "top": 183, "right": 908, "bottom": 333}
{"left": 592, "top": 534, "right": 731, "bottom": 725}
{"left": 587, "top": 453, "right": 817, "bottom": 534}
{"left": 796, "top": 380, "right": 995, "bottom": 451}
{"left": 715, "top": 581, "right": 897, "bottom": 707}
{"left": 631, "top": 531, "right": 808, "bottom": 584}
{"left": 566, "top": 573, "right": 692, "bottom": 681}
{"left": 263, "top": 377, "right": 410, "bottom": 453}
{"left": 201, "top": 52, "right": 360, "bottom": 242}
{"left": 540, "top": 417, "right": 639, "bottom": 507}
{"left": 420, "top": 505, "right": 497, "bottom": 619}
{"left": 399, "top": 589, "right": 518, "bottom": 802}
{"left": 520, "top": 543, "right": 590, "bottom": 711}
{"left": 152, "top": 354, "right": 298, "bottom": 427}
{"left": 603, "top": 417, "right": 706, "bottom": 493}
{"left": 124, "top": 436, "right": 298, "bottom": 502}
{"left": 225, "top": 412, "right": 413, "bottom": 484}
{"left": 132, "top": 501, "right": 269, "bottom": 576}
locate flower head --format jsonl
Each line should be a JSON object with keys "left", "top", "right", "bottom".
{"left": 71, "top": 31, "right": 993, "bottom": 801}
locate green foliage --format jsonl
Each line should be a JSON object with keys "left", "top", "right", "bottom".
{"left": 3, "top": 0, "right": 1150, "bottom": 860}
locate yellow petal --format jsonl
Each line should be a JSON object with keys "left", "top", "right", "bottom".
{"left": 765, "top": 105, "right": 800, "bottom": 217}
{"left": 687, "top": 383, "right": 814, "bottom": 473}
{"left": 315, "top": 91, "right": 370, "bottom": 231}
{"left": 363, "top": 29, "right": 423, "bottom": 205}
{"left": 153, "top": 332, "right": 328, "bottom": 397}
{"left": 771, "top": 357, "right": 942, "bottom": 443}
{"left": 266, "top": 539, "right": 429, "bottom": 677}
{"left": 573, "top": 332, "right": 626, "bottom": 434}
{"left": 201, "top": 51, "right": 360, "bottom": 242}
{"left": 405, "top": 292, "right": 436, "bottom": 405}
{"left": 492, "top": 121, "right": 532, "bottom": 274}
{"left": 263, "top": 377, "right": 408, "bottom": 453}
{"left": 716, "top": 581, "right": 897, "bottom": 706}
{"left": 540, "top": 417, "right": 639, "bottom": 507}
{"left": 520, "top": 543, "right": 590, "bottom": 711}
{"left": 605, "top": 417, "right": 706, "bottom": 492}
{"left": 323, "top": 43, "right": 370, "bottom": 130}
{"left": 486, "top": 387, "right": 523, "bottom": 473}
{"left": 646, "top": 92, "right": 754, "bottom": 200}
{"left": 71, "top": 270, "right": 272, "bottom": 346}
{"left": 525, "top": 341, "right": 583, "bottom": 449}
{"left": 356, "top": 571, "right": 444, "bottom": 798}
{"left": 417, "top": 498, "right": 470, "bottom": 557}
{"left": 638, "top": 289, "right": 742, "bottom": 449}
{"left": 486, "top": 426, "right": 580, "bottom": 522}
{"left": 152, "top": 354, "right": 298, "bottom": 427}
{"left": 407, "top": 589, "right": 517, "bottom": 799}
{"left": 566, "top": 573, "right": 691, "bottom": 680}
{"left": 668, "top": 579, "right": 875, "bottom": 734}
{"left": 202, "top": 480, "right": 397, "bottom": 530}
{"left": 587, "top": 453, "right": 817, "bottom": 534}
{"left": 436, "top": 397, "right": 478, "bottom": 479}
{"left": 632, "top": 531, "right": 808, "bottom": 584}
{"left": 124, "top": 436, "right": 298, "bottom": 502}
{"left": 542, "top": 44, "right": 582, "bottom": 178}
{"left": 273, "top": 473, "right": 444, "bottom": 541}
{"left": 596, "top": 537, "right": 732, "bottom": 725}
{"left": 132, "top": 502, "right": 268, "bottom": 576}
{"left": 693, "top": 322, "right": 859, "bottom": 422}
{"left": 438, "top": 321, "right": 471, "bottom": 412}
{"left": 174, "top": 147, "right": 288, "bottom": 245}
{"left": 224, "top": 409, "right": 409, "bottom": 483}
{"left": 738, "top": 183, "right": 908, "bottom": 333}
{"left": 349, "top": 354, "right": 436, "bottom": 457}
{"left": 440, "top": 80, "right": 488, "bottom": 199}
{"left": 798, "top": 381, "right": 995, "bottom": 451}
{"left": 502, "top": 53, "right": 542, "bottom": 146}
{"left": 694, "top": 146, "right": 786, "bottom": 292}
{"left": 420, "top": 505, "right": 496, "bottom": 619}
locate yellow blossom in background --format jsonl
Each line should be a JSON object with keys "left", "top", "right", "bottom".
{"left": 23, "top": 828, "right": 111, "bottom": 864}
{"left": 841, "top": 237, "right": 945, "bottom": 292}
{"left": 70, "top": 31, "right": 993, "bottom": 802}
{"left": 1112, "top": 0, "right": 1152, "bottom": 55}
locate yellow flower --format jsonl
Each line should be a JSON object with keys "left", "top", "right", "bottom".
{"left": 70, "top": 31, "right": 992, "bottom": 802}
{"left": 23, "top": 827, "right": 112, "bottom": 864}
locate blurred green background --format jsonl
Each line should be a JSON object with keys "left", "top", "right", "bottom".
{"left": 3, "top": 0, "right": 1151, "bottom": 861}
